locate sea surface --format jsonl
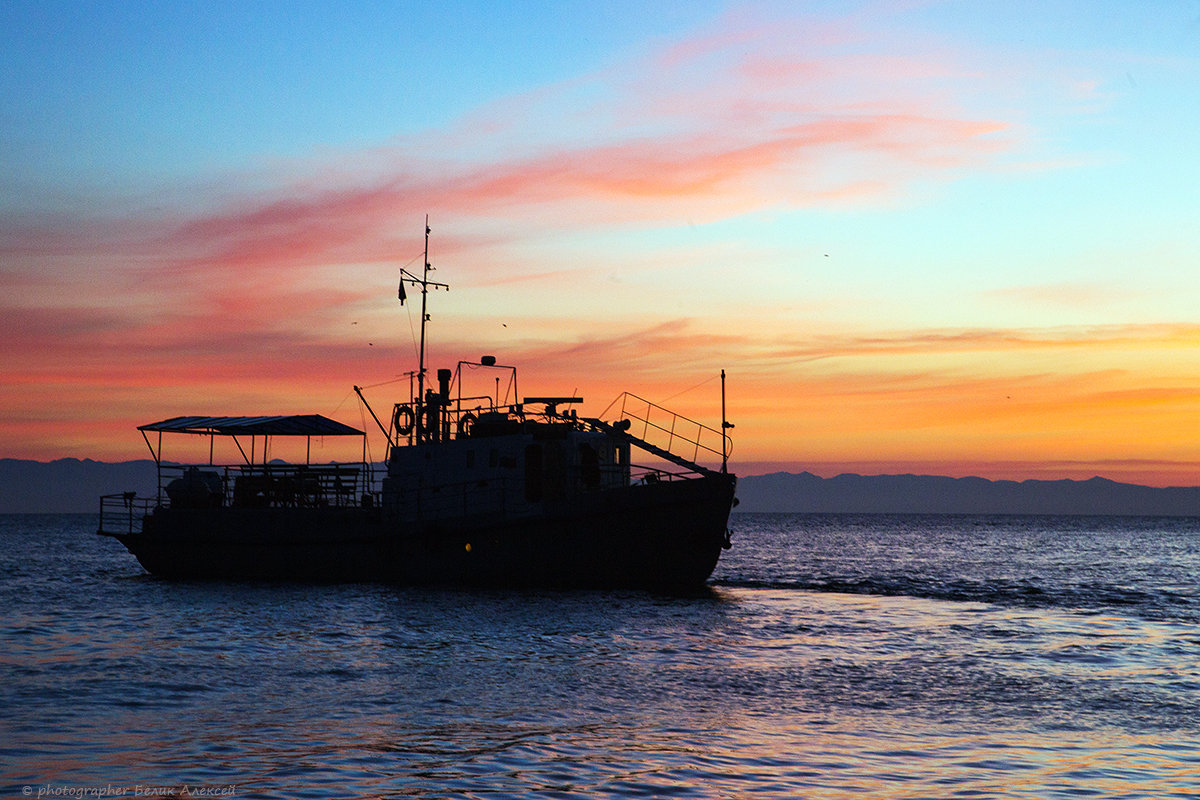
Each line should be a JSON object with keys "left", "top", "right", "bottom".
{"left": 4, "top": 513, "right": 1200, "bottom": 799}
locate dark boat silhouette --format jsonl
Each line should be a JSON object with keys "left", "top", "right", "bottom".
{"left": 98, "top": 223, "right": 737, "bottom": 588}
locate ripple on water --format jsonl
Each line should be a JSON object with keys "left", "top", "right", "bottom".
{"left": 5, "top": 514, "right": 1200, "bottom": 798}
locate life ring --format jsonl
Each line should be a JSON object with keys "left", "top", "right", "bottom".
{"left": 457, "top": 412, "right": 476, "bottom": 439}
{"left": 393, "top": 404, "right": 415, "bottom": 436}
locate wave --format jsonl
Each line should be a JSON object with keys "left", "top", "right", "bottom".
{"left": 713, "top": 574, "right": 1200, "bottom": 620}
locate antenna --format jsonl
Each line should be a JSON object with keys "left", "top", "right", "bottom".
{"left": 399, "top": 215, "right": 450, "bottom": 442}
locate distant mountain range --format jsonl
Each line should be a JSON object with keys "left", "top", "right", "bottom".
{"left": 4, "top": 459, "right": 1200, "bottom": 516}
{"left": 735, "top": 471, "right": 1200, "bottom": 516}
{"left": 1, "top": 459, "right": 160, "bottom": 513}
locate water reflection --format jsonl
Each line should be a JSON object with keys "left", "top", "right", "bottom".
{"left": 5, "top": 514, "right": 1200, "bottom": 797}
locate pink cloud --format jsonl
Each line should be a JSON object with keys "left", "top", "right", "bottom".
{"left": 0, "top": 4, "right": 1082, "bottom": 465}
{"left": 128, "top": 104, "right": 1006, "bottom": 278}
{"left": 1, "top": 4, "right": 1021, "bottom": 286}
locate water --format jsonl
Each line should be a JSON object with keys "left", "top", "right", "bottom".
{"left": 4, "top": 513, "right": 1200, "bottom": 798}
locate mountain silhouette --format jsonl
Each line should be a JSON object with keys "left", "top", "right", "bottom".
{"left": 4, "top": 460, "right": 1200, "bottom": 516}
{"left": 734, "top": 471, "right": 1200, "bottom": 516}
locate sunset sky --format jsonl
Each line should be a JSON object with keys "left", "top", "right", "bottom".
{"left": 3, "top": 1, "right": 1199, "bottom": 484}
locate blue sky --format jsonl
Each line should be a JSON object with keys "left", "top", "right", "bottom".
{"left": 3, "top": 1, "right": 1200, "bottom": 483}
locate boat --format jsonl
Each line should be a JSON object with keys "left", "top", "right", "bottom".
{"left": 97, "top": 222, "right": 738, "bottom": 588}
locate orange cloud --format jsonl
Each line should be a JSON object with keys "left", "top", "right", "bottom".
{"left": 985, "top": 282, "right": 1132, "bottom": 307}
{"left": 745, "top": 323, "right": 1200, "bottom": 365}
{"left": 1, "top": 5, "right": 1147, "bottom": 481}
{"left": 6, "top": 297, "right": 1200, "bottom": 489}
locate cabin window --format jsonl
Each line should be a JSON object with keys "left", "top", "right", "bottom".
{"left": 524, "top": 444, "right": 543, "bottom": 502}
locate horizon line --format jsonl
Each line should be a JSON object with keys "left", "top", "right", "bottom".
{"left": 7, "top": 455, "right": 1200, "bottom": 490}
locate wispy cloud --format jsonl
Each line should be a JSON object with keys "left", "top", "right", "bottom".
{"left": 4, "top": 4, "right": 1020, "bottom": 267}
{"left": 0, "top": 4, "right": 1132, "bottom": 466}
{"left": 724, "top": 322, "right": 1200, "bottom": 370}
{"left": 984, "top": 281, "right": 1132, "bottom": 307}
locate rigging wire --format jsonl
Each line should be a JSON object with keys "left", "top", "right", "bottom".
{"left": 659, "top": 373, "right": 719, "bottom": 404}
{"left": 357, "top": 376, "right": 409, "bottom": 390}
{"left": 405, "top": 291, "right": 420, "bottom": 363}
{"left": 329, "top": 389, "right": 355, "bottom": 416}
{"left": 357, "top": 397, "right": 374, "bottom": 465}
{"left": 397, "top": 252, "right": 423, "bottom": 365}
{"left": 332, "top": 251, "right": 424, "bottom": 417}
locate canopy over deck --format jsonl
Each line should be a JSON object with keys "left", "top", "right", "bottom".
{"left": 138, "top": 415, "right": 364, "bottom": 437}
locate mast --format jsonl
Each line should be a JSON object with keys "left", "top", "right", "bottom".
{"left": 417, "top": 217, "right": 431, "bottom": 421}
{"left": 399, "top": 216, "right": 449, "bottom": 442}
{"left": 721, "top": 369, "right": 734, "bottom": 474}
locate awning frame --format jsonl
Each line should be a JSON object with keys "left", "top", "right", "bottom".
{"left": 137, "top": 415, "right": 366, "bottom": 468}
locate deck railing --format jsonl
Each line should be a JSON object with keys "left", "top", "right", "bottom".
{"left": 600, "top": 393, "right": 728, "bottom": 469}
{"left": 221, "top": 463, "right": 371, "bottom": 509}
{"left": 97, "top": 493, "right": 157, "bottom": 536}
{"left": 98, "top": 462, "right": 377, "bottom": 534}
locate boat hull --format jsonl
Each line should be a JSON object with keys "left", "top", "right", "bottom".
{"left": 109, "top": 474, "right": 736, "bottom": 589}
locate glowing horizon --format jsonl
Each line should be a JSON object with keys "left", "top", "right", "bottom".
{"left": 3, "top": 1, "right": 1199, "bottom": 486}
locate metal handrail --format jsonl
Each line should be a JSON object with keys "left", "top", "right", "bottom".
{"left": 150, "top": 462, "right": 376, "bottom": 510}
{"left": 600, "top": 392, "right": 728, "bottom": 466}
{"left": 97, "top": 493, "right": 156, "bottom": 536}
{"left": 628, "top": 463, "right": 696, "bottom": 483}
